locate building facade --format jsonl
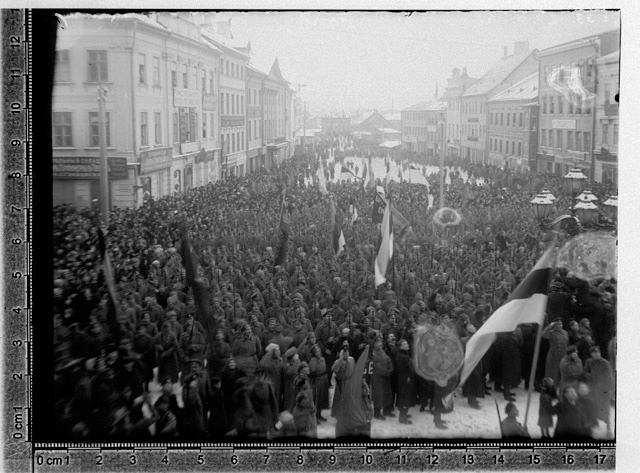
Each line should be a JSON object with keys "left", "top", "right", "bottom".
{"left": 440, "top": 67, "right": 479, "bottom": 158}
{"left": 401, "top": 103, "right": 428, "bottom": 154}
{"left": 593, "top": 50, "right": 619, "bottom": 186}
{"left": 486, "top": 72, "right": 538, "bottom": 172}
{"left": 536, "top": 29, "right": 620, "bottom": 180}
{"left": 460, "top": 42, "right": 538, "bottom": 165}
{"left": 321, "top": 116, "right": 351, "bottom": 135}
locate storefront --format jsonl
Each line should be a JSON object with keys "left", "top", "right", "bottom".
{"left": 140, "top": 147, "right": 172, "bottom": 202}
{"left": 52, "top": 156, "right": 132, "bottom": 208}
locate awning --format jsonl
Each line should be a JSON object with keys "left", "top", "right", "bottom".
{"left": 379, "top": 140, "right": 402, "bottom": 149}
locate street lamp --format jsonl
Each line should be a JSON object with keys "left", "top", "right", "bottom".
{"left": 602, "top": 194, "right": 618, "bottom": 223}
{"left": 564, "top": 168, "right": 588, "bottom": 196}
{"left": 540, "top": 187, "right": 557, "bottom": 203}
{"left": 531, "top": 193, "right": 554, "bottom": 227}
{"left": 575, "top": 189, "right": 598, "bottom": 203}
{"left": 573, "top": 200, "right": 598, "bottom": 226}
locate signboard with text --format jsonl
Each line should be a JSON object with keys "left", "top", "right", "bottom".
{"left": 174, "top": 88, "right": 202, "bottom": 108}
{"left": 221, "top": 115, "right": 245, "bottom": 128}
{"left": 53, "top": 157, "right": 131, "bottom": 180}
{"left": 552, "top": 119, "right": 577, "bottom": 130}
{"left": 140, "top": 147, "right": 172, "bottom": 174}
{"left": 202, "top": 93, "right": 218, "bottom": 111}
{"left": 180, "top": 141, "right": 199, "bottom": 155}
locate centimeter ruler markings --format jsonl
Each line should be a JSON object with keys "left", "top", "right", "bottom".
{"left": 4, "top": 7, "right": 31, "bottom": 469}
{"left": 29, "top": 444, "right": 615, "bottom": 471}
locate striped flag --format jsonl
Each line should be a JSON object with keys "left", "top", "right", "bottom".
{"left": 374, "top": 195, "right": 393, "bottom": 286}
{"left": 331, "top": 198, "right": 346, "bottom": 257}
{"left": 362, "top": 161, "right": 370, "bottom": 190}
{"left": 348, "top": 196, "right": 359, "bottom": 225}
{"left": 410, "top": 165, "right": 430, "bottom": 191}
{"left": 445, "top": 245, "right": 557, "bottom": 404}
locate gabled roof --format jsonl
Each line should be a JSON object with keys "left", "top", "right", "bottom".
{"left": 462, "top": 50, "right": 535, "bottom": 98}
{"left": 269, "top": 57, "right": 284, "bottom": 81}
{"left": 352, "top": 110, "right": 378, "bottom": 125}
{"left": 488, "top": 72, "right": 539, "bottom": 102}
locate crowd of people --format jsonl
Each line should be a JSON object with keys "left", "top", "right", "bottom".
{"left": 53, "top": 134, "right": 616, "bottom": 440}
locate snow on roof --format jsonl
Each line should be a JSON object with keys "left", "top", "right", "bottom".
{"left": 463, "top": 50, "right": 534, "bottom": 97}
{"left": 488, "top": 72, "right": 539, "bottom": 102}
{"left": 598, "top": 50, "right": 620, "bottom": 63}
{"left": 352, "top": 110, "right": 377, "bottom": 125}
{"left": 384, "top": 112, "right": 401, "bottom": 121}
{"left": 377, "top": 128, "right": 401, "bottom": 134}
{"left": 379, "top": 140, "right": 402, "bottom": 148}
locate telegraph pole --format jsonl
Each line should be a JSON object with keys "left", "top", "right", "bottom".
{"left": 97, "top": 85, "right": 109, "bottom": 224}
{"left": 438, "top": 116, "right": 445, "bottom": 209}
{"left": 303, "top": 100, "right": 307, "bottom": 154}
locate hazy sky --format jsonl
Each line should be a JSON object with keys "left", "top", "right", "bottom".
{"left": 224, "top": 10, "right": 620, "bottom": 115}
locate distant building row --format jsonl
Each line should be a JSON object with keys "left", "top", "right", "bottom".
{"left": 53, "top": 13, "right": 295, "bottom": 209}
{"left": 400, "top": 30, "right": 619, "bottom": 186}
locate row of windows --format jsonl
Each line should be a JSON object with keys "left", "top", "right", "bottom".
{"left": 542, "top": 59, "right": 594, "bottom": 87}
{"left": 541, "top": 95, "right": 591, "bottom": 116}
{"left": 221, "top": 58, "right": 244, "bottom": 79}
{"left": 463, "top": 124, "right": 486, "bottom": 137}
{"left": 490, "top": 111, "right": 524, "bottom": 127}
{"left": 53, "top": 111, "right": 111, "bottom": 148}
{"left": 221, "top": 92, "right": 245, "bottom": 116}
{"left": 462, "top": 101, "right": 485, "bottom": 115}
{"left": 490, "top": 138, "right": 523, "bottom": 156}
{"left": 222, "top": 131, "right": 245, "bottom": 154}
{"left": 540, "top": 129, "right": 591, "bottom": 152}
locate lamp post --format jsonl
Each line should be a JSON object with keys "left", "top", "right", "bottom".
{"left": 438, "top": 116, "right": 446, "bottom": 209}
{"left": 573, "top": 200, "right": 599, "bottom": 226}
{"left": 564, "top": 168, "right": 588, "bottom": 196}
{"left": 603, "top": 194, "right": 618, "bottom": 223}
{"left": 531, "top": 193, "right": 554, "bottom": 228}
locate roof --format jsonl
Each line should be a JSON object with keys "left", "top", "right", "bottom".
{"left": 269, "top": 57, "right": 284, "bottom": 81}
{"left": 488, "top": 72, "right": 539, "bottom": 102}
{"left": 462, "top": 50, "right": 534, "bottom": 97}
{"left": 377, "top": 128, "right": 401, "bottom": 134}
{"left": 598, "top": 50, "right": 620, "bottom": 64}
{"left": 384, "top": 112, "right": 401, "bottom": 121}
{"left": 404, "top": 99, "right": 444, "bottom": 111}
{"left": 352, "top": 110, "right": 378, "bottom": 125}
{"left": 379, "top": 141, "right": 402, "bottom": 148}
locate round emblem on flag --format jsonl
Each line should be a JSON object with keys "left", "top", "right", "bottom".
{"left": 414, "top": 322, "right": 464, "bottom": 387}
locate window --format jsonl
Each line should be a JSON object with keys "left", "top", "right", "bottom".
{"left": 89, "top": 112, "right": 111, "bottom": 147}
{"left": 567, "top": 130, "right": 573, "bottom": 150}
{"left": 557, "top": 96, "right": 563, "bottom": 115}
{"left": 138, "top": 53, "right": 146, "bottom": 84}
{"left": 542, "top": 96, "right": 547, "bottom": 114}
{"left": 586, "top": 58, "right": 594, "bottom": 78}
{"left": 500, "top": 113, "right": 504, "bottom": 125}
{"left": 576, "top": 100, "right": 582, "bottom": 115}
{"left": 614, "top": 124, "right": 618, "bottom": 145}
{"left": 241, "top": 95, "right": 244, "bottom": 112}
{"left": 236, "top": 95, "right": 239, "bottom": 115}
{"left": 519, "top": 112, "right": 523, "bottom": 127}
{"left": 173, "top": 112, "right": 178, "bottom": 142}
{"left": 549, "top": 129, "right": 554, "bottom": 148}
{"left": 248, "top": 119, "right": 252, "bottom": 140}
{"left": 512, "top": 113, "right": 516, "bottom": 127}
{"left": 556, "top": 130, "right": 563, "bottom": 149}
{"left": 225, "top": 61, "right": 229, "bottom": 76}
{"left": 549, "top": 96, "right": 555, "bottom": 114}
{"left": 140, "top": 112, "right": 148, "bottom": 146}
{"left": 584, "top": 132, "right": 590, "bottom": 153}
{"left": 241, "top": 132, "right": 244, "bottom": 150}
{"left": 541, "top": 128, "right": 546, "bottom": 146}
{"left": 53, "top": 112, "right": 73, "bottom": 147}
{"left": 511, "top": 141, "right": 515, "bottom": 154}
{"left": 88, "top": 50, "right": 108, "bottom": 82}
{"left": 604, "top": 83, "right": 611, "bottom": 104}
{"left": 499, "top": 140, "right": 502, "bottom": 152}
{"left": 189, "top": 107, "right": 197, "bottom": 142}
{"left": 543, "top": 65, "right": 548, "bottom": 84}
{"left": 154, "top": 112, "right": 162, "bottom": 144}
{"left": 153, "top": 57, "right": 160, "bottom": 86}
{"left": 506, "top": 113, "right": 510, "bottom": 126}
{"left": 54, "top": 50, "right": 70, "bottom": 82}
{"left": 182, "top": 64, "right": 188, "bottom": 88}
{"left": 202, "top": 113, "right": 207, "bottom": 138}
{"left": 585, "top": 103, "right": 591, "bottom": 115}
{"left": 226, "top": 93, "right": 229, "bottom": 115}
{"left": 210, "top": 112, "right": 215, "bottom": 139}
{"left": 569, "top": 100, "right": 574, "bottom": 114}
{"left": 209, "top": 70, "right": 214, "bottom": 94}
{"left": 602, "top": 124, "right": 608, "bottom": 144}
{"left": 171, "top": 62, "right": 177, "bottom": 87}
{"left": 202, "top": 70, "right": 206, "bottom": 92}
{"left": 575, "top": 131, "right": 581, "bottom": 151}
{"left": 254, "top": 120, "right": 258, "bottom": 139}
{"left": 518, "top": 142, "right": 522, "bottom": 156}
{"left": 192, "top": 67, "right": 197, "bottom": 90}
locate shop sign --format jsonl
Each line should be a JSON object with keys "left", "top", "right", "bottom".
{"left": 53, "top": 157, "right": 131, "bottom": 179}
{"left": 221, "top": 115, "right": 245, "bottom": 128}
{"left": 140, "top": 147, "right": 173, "bottom": 174}
{"left": 174, "top": 88, "right": 201, "bottom": 108}
{"left": 180, "top": 141, "right": 199, "bottom": 154}
{"left": 202, "top": 93, "right": 218, "bottom": 111}
{"left": 552, "top": 119, "right": 576, "bottom": 130}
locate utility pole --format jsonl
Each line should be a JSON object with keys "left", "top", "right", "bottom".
{"left": 97, "top": 85, "right": 109, "bottom": 224}
{"left": 438, "top": 115, "right": 445, "bottom": 209}
{"left": 303, "top": 100, "right": 307, "bottom": 154}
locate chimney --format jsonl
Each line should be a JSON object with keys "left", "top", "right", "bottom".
{"left": 504, "top": 46, "right": 508, "bottom": 58}
{"left": 514, "top": 41, "right": 530, "bottom": 55}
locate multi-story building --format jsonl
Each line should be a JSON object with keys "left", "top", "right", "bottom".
{"left": 263, "top": 58, "right": 293, "bottom": 166}
{"left": 401, "top": 97, "right": 445, "bottom": 156}
{"left": 536, "top": 29, "right": 620, "bottom": 179}
{"left": 439, "top": 67, "right": 480, "bottom": 158}
{"left": 486, "top": 72, "right": 539, "bottom": 172}
{"left": 246, "top": 65, "right": 267, "bottom": 172}
{"left": 52, "top": 13, "right": 222, "bottom": 208}
{"left": 594, "top": 50, "right": 619, "bottom": 186}
{"left": 383, "top": 112, "right": 402, "bottom": 132}
{"left": 460, "top": 42, "right": 538, "bottom": 164}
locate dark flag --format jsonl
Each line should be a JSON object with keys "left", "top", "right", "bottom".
{"left": 180, "top": 225, "right": 214, "bottom": 338}
{"left": 274, "top": 189, "right": 290, "bottom": 266}
{"left": 95, "top": 223, "right": 121, "bottom": 342}
{"left": 372, "top": 192, "right": 386, "bottom": 224}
